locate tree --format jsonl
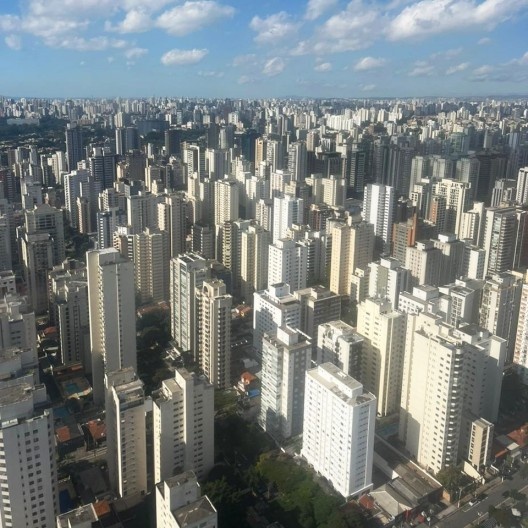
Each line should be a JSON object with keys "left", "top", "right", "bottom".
{"left": 436, "top": 466, "right": 466, "bottom": 495}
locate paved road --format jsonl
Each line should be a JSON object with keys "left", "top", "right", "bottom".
{"left": 434, "top": 469, "right": 528, "bottom": 528}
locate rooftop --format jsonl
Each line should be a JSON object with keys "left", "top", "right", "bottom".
{"left": 173, "top": 496, "right": 217, "bottom": 527}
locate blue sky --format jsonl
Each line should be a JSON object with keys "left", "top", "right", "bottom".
{"left": 0, "top": 0, "right": 527, "bottom": 98}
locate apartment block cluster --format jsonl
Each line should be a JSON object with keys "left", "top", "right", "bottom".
{"left": 0, "top": 95, "right": 528, "bottom": 526}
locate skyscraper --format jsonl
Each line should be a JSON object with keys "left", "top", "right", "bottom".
{"left": 259, "top": 326, "right": 312, "bottom": 441}
{"left": 170, "top": 253, "right": 210, "bottom": 359}
{"left": 87, "top": 248, "right": 137, "bottom": 404}
{"left": 363, "top": 183, "right": 395, "bottom": 254}
{"left": 0, "top": 382, "right": 59, "bottom": 527}
{"left": 329, "top": 217, "right": 375, "bottom": 297}
{"left": 65, "top": 123, "right": 84, "bottom": 171}
{"left": 197, "top": 280, "right": 232, "bottom": 389}
{"left": 357, "top": 297, "right": 407, "bottom": 417}
{"left": 301, "top": 363, "right": 376, "bottom": 498}
{"left": 153, "top": 369, "right": 214, "bottom": 483}
{"left": 400, "top": 312, "right": 506, "bottom": 473}
{"left": 267, "top": 238, "right": 307, "bottom": 293}
{"left": 105, "top": 368, "right": 147, "bottom": 505}
{"left": 272, "top": 195, "right": 304, "bottom": 243}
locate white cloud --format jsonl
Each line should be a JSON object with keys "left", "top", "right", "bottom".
{"left": 262, "top": 57, "right": 286, "bottom": 77}
{"left": 478, "top": 37, "right": 491, "bottom": 45}
{"left": 354, "top": 56, "right": 386, "bottom": 71}
{"left": 314, "top": 61, "right": 332, "bottom": 72}
{"left": 469, "top": 52, "right": 528, "bottom": 82}
{"left": 107, "top": 56, "right": 115, "bottom": 63}
{"left": 238, "top": 75, "right": 254, "bottom": 85}
{"left": 430, "top": 47, "right": 462, "bottom": 60}
{"left": 157, "top": 1, "right": 234, "bottom": 36}
{"left": 293, "top": 1, "right": 379, "bottom": 55}
{"left": 51, "top": 36, "right": 127, "bottom": 51}
{"left": 124, "top": 47, "right": 148, "bottom": 59}
{"left": 361, "top": 83, "right": 376, "bottom": 91}
{"left": 161, "top": 48, "right": 208, "bottom": 66}
{"left": 197, "top": 70, "right": 224, "bottom": 77}
{"left": 409, "top": 61, "right": 435, "bottom": 76}
{"left": 305, "top": 0, "right": 338, "bottom": 20}
{"left": 250, "top": 12, "right": 300, "bottom": 45}
{"left": 106, "top": 9, "right": 152, "bottom": 33}
{"left": 386, "top": 0, "right": 528, "bottom": 41}
{"left": 5, "top": 34, "right": 21, "bottom": 50}
{"left": 232, "top": 54, "right": 257, "bottom": 67}
{"left": 445, "top": 62, "right": 469, "bottom": 75}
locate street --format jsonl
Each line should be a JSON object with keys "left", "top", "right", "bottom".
{"left": 434, "top": 470, "right": 528, "bottom": 528}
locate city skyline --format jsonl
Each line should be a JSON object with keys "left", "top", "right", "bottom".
{"left": 0, "top": 0, "right": 527, "bottom": 99}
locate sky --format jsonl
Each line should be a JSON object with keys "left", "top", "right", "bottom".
{"left": 0, "top": 0, "right": 527, "bottom": 99}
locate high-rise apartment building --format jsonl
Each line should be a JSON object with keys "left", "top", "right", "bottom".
{"left": 329, "top": 217, "right": 375, "bottom": 297}
{"left": 267, "top": 238, "right": 307, "bottom": 293}
{"left": 239, "top": 223, "right": 270, "bottom": 302}
{"left": 133, "top": 228, "right": 169, "bottom": 304}
{"left": 293, "top": 285, "right": 342, "bottom": 340}
{"left": 197, "top": 280, "right": 232, "bottom": 389}
{"left": 400, "top": 312, "right": 506, "bottom": 474}
{"left": 259, "top": 326, "right": 312, "bottom": 441}
{"left": 513, "top": 276, "right": 528, "bottom": 384}
{"left": 479, "top": 272, "right": 523, "bottom": 362}
{"left": 153, "top": 369, "right": 214, "bottom": 483}
{"left": 24, "top": 203, "right": 65, "bottom": 265}
{"left": 170, "top": 253, "right": 209, "bottom": 359}
{"left": 155, "top": 471, "right": 217, "bottom": 528}
{"left": 56, "top": 278, "right": 90, "bottom": 368}
{"left": 105, "top": 368, "right": 147, "bottom": 505}
{"left": 253, "top": 283, "right": 301, "bottom": 357}
{"left": 357, "top": 297, "right": 407, "bottom": 416}
{"left": 405, "top": 240, "right": 442, "bottom": 287}
{"left": 65, "top": 123, "right": 84, "bottom": 171}
{"left": 368, "top": 256, "right": 411, "bottom": 309}
{"left": 0, "top": 382, "right": 58, "bottom": 528}
{"left": 87, "top": 248, "right": 137, "bottom": 404}
{"left": 157, "top": 192, "right": 187, "bottom": 259}
{"left": 363, "top": 184, "right": 395, "bottom": 253}
{"left": 301, "top": 363, "right": 376, "bottom": 498}
{"left": 272, "top": 195, "right": 304, "bottom": 243}
{"left": 316, "top": 320, "right": 363, "bottom": 378}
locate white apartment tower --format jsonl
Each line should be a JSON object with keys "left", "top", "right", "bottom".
{"left": 405, "top": 240, "right": 442, "bottom": 287}
{"left": 157, "top": 192, "right": 187, "bottom": 259}
{"left": 302, "top": 363, "right": 376, "bottom": 498}
{"left": 259, "top": 327, "right": 312, "bottom": 441}
{"left": 253, "top": 283, "right": 301, "bottom": 357}
{"left": 153, "top": 369, "right": 214, "bottom": 483}
{"left": 133, "top": 228, "right": 169, "bottom": 304}
{"left": 170, "top": 253, "right": 209, "bottom": 360}
{"left": 214, "top": 179, "right": 239, "bottom": 226}
{"left": 479, "top": 272, "right": 523, "bottom": 362}
{"left": 514, "top": 277, "right": 528, "bottom": 384}
{"left": 87, "top": 248, "right": 137, "bottom": 404}
{"left": 317, "top": 320, "right": 363, "bottom": 379}
{"left": 155, "top": 471, "right": 217, "bottom": 528}
{"left": 0, "top": 382, "right": 58, "bottom": 528}
{"left": 272, "top": 195, "right": 304, "bottom": 243}
{"left": 357, "top": 297, "right": 407, "bottom": 417}
{"left": 516, "top": 167, "right": 528, "bottom": 205}
{"left": 239, "top": 224, "right": 270, "bottom": 302}
{"left": 368, "top": 256, "right": 411, "bottom": 309}
{"left": 197, "top": 280, "right": 232, "bottom": 389}
{"left": 105, "top": 368, "right": 147, "bottom": 505}
{"left": 329, "top": 217, "right": 375, "bottom": 297}
{"left": 400, "top": 312, "right": 506, "bottom": 474}
{"left": 267, "top": 238, "right": 308, "bottom": 293}
{"left": 363, "top": 183, "right": 395, "bottom": 253}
